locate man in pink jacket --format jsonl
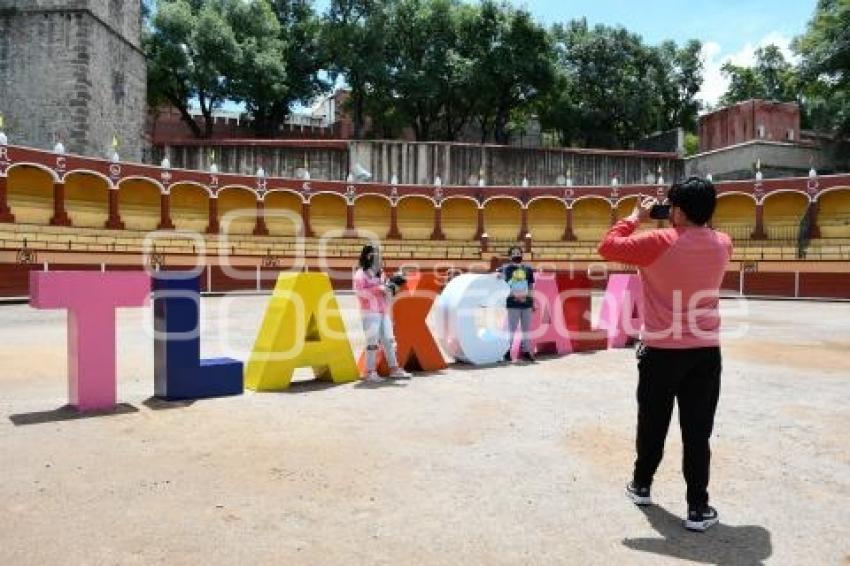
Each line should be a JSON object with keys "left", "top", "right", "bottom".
{"left": 598, "top": 176, "right": 733, "bottom": 532}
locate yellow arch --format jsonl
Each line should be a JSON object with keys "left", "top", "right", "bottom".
{"left": 763, "top": 191, "right": 808, "bottom": 240}
{"left": 818, "top": 188, "right": 850, "bottom": 237}
{"left": 118, "top": 178, "right": 162, "bottom": 231}
{"left": 528, "top": 198, "right": 566, "bottom": 241}
{"left": 572, "top": 198, "right": 611, "bottom": 241}
{"left": 6, "top": 164, "right": 55, "bottom": 225}
{"left": 63, "top": 172, "right": 110, "bottom": 228}
{"left": 398, "top": 196, "right": 435, "bottom": 240}
{"left": 483, "top": 198, "right": 522, "bottom": 240}
{"left": 615, "top": 196, "right": 639, "bottom": 220}
{"left": 168, "top": 181, "right": 211, "bottom": 198}
{"left": 264, "top": 191, "right": 303, "bottom": 236}
{"left": 218, "top": 187, "right": 258, "bottom": 236}
{"left": 310, "top": 192, "right": 347, "bottom": 237}
{"left": 170, "top": 183, "right": 210, "bottom": 233}
{"left": 442, "top": 198, "right": 478, "bottom": 241}
{"left": 354, "top": 195, "right": 391, "bottom": 238}
{"left": 713, "top": 194, "right": 755, "bottom": 240}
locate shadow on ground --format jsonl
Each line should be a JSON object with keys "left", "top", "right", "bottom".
{"left": 9, "top": 403, "right": 139, "bottom": 426}
{"left": 142, "top": 397, "right": 197, "bottom": 411}
{"left": 623, "top": 505, "right": 772, "bottom": 565}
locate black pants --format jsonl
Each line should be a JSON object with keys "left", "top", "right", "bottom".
{"left": 633, "top": 344, "right": 721, "bottom": 509}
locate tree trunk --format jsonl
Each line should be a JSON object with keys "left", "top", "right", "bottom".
{"left": 494, "top": 107, "right": 510, "bottom": 145}
{"left": 353, "top": 90, "right": 366, "bottom": 139}
{"left": 167, "top": 93, "right": 202, "bottom": 138}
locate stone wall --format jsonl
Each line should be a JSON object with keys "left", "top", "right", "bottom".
{"left": 0, "top": 1, "right": 146, "bottom": 161}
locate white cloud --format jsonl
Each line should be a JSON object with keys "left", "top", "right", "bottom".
{"left": 698, "top": 32, "right": 797, "bottom": 108}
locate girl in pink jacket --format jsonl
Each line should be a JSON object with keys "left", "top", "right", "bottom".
{"left": 353, "top": 245, "right": 411, "bottom": 383}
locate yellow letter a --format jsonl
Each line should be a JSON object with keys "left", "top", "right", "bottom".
{"left": 245, "top": 272, "right": 358, "bottom": 390}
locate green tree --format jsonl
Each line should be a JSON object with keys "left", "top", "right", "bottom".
{"left": 381, "top": 0, "right": 476, "bottom": 141}
{"left": 144, "top": 0, "right": 240, "bottom": 138}
{"left": 321, "top": 0, "right": 390, "bottom": 139}
{"left": 795, "top": 0, "right": 850, "bottom": 135}
{"left": 224, "top": 0, "right": 288, "bottom": 137}
{"left": 719, "top": 45, "right": 798, "bottom": 106}
{"left": 651, "top": 39, "right": 704, "bottom": 133}
{"left": 719, "top": 63, "right": 766, "bottom": 104}
{"left": 467, "top": 1, "right": 555, "bottom": 144}
{"left": 541, "top": 20, "right": 661, "bottom": 148}
{"left": 270, "top": 1, "right": 330, "bottom": 129}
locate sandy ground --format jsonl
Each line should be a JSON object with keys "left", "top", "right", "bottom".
{"left": 0, "top": 294, "right": 848, "bottom": 565}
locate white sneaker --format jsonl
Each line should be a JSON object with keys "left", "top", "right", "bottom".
{"left": 388, "top": 367, "right": 412, "bottom": 379}
{"left": 684, "top": 506, "right": 719, "bottom": 532}
{"left": 362, "top": 371, "right": 386, "bottom": 383}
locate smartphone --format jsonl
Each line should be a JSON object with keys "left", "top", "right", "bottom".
{"left": 649, "top": 204, "right": 671, "bottom": 220}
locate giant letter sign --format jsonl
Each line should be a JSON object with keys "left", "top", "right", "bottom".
{"left": 29, "top": 271, "right": 150, "bottom": 411}
{"left": 153, "top": 274, "right": 243, "bottom": 400}
{"left": 358, "top": 271, "right": 447, "bottom": 375}
{"left": 597, "top": 274, "right": 644, "bottom": 348}
{"left": 436, "top": 273, "right": 510, "bottom": 365}
{"left": 555, "top": 272, "right": 608, "bottom": 352}
{"left": 509, "top": 273, "right": 571, "bottom": 358}
{"left": 245, "top": 272, "right": 358, "bottom": 390}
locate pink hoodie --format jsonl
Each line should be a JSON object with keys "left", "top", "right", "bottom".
{"left": 598, "top": 219, "right": 733, "bottom": 349}
{"left": 353, "top": 268, "right": 389, "bottom": 314}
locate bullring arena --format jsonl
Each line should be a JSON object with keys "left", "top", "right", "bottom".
{"left": 0, "top": 139, "right": 848, "bottom": 565}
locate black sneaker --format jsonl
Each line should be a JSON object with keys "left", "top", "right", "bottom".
{"left": 625, "top": 481, "right": 652, "bottom": 506}
{"left": 684, "top": 506, "right": 719, "bottom": 532}
{"left": 503, "top": 352, "right": 512, "bottom": 363}
{"left": 521, "top": 351, "right": 536, "bottom": 362}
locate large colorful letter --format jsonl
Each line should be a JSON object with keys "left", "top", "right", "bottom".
{"left": 555, "top": 272, "right": 609, "bottom": 352}
{"left": 436, "top": 273, "right": 510, "bottom": 365}
{"left": 29, "top": 271, "right": 150, "bottom": 411}
{"left": 597, "top": 274, "right": 644, "bottom": 348}
{"left": 245, "top": 272, "right": 358, "bottom": 390}
{"left": 358, "top": 271, "right": 447, "bottom": 375}
{"left": 153, "top": 274, "right": 243, "bottom": 400}
{"left": 509, "top": 273, "right": 571, "bottom": 358}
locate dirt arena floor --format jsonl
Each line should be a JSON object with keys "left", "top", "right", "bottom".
{"left": 0, "top": 294, "right": 848, "bottom": 565}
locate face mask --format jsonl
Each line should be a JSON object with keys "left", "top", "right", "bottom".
{"left": 511, "top": 255, "right": 522, "bottom": 263}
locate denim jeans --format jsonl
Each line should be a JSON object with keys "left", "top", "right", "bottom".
{"left": 507, "top": 307, "right": 533, "bottom": 353}
{"left": 361, "top": 312, "right": 399, "bottom": 371}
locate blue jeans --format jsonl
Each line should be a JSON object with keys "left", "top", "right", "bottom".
{"left": 507, "top": 307, "right": 533, "bottom": 353}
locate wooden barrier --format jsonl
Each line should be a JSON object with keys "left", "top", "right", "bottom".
{"left": 1, "top": 261, "right": 849, "bottom": 300}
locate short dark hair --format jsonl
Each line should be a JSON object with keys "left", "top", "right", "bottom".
{"left": 668, "top": 176, "right": 716, "bottom": 226}
{"left": 507, "top": 245, "right": 523, "bottom": 257}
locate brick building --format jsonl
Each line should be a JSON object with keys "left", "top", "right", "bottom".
{"left": 698, "top": 99, "right": 800, "bottom": 153}
{"left": 686, "top": 99, "right": 844, "bottom": 181}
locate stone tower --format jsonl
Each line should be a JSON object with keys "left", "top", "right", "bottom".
{"left": 0, "top": 1, "right": 147, "bottom": 161}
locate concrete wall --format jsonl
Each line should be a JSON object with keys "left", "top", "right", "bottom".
{"left": 685, "top": 140, "right": 831, "bottom": 181}
{"left": 0, "top": 2, "right": 146, "bottom": 160}
{"left": 349, "top": 141, "right": 683, "bottom": 186}
{"left": 152, "top": 140, "right": 684, "bottom": 185}
{"left": 153, "top": 143, "right": 350, "bottom": 180}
